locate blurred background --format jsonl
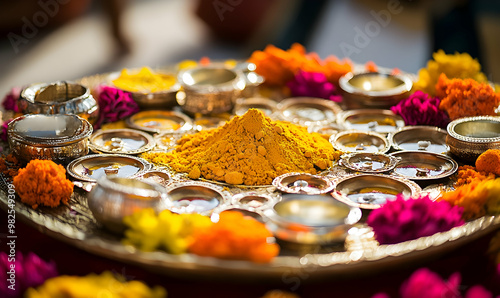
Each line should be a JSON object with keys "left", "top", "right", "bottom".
{"left": 0, "top": 0, "right": 499, "bottom": 97}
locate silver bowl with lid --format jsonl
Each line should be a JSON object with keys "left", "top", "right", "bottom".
{"left": 8, "top": 114, "right": 92, "bottom": 164}
{"left": 446, "top": 116, "right": 500, "bottom": 162}
{"left": 339, "top": 71, "right": 412, "bottom": 109}
{"left": 337, "top": 109, "right": 404, "bottom": 135}
{"left": 88, "top": 176, "right": 169, "bottom": 233}
{"left": 178, "top": 65, "right": 245, "bottom": 115}
{"left": 264, "top": 194, "right": 362, "bottom": 245}
{"left": 278, "top": 97, "right": 342, "bottom": 126}
{"left": 389, "top": 126, "right": 449, "bottom": 154}
{"left": 19, "top": 81, "right": 99, "bottom": 124}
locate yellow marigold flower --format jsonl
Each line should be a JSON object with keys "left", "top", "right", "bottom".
{"left": 122, "top": 208, "right": 212, "bottom": 254}
{"left": 414, "top": 50, "right": 488, "bottom": 96}
{"left": 25, "top": 271, "right": 166, "bottom": 298}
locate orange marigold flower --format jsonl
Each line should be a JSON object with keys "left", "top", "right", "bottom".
{"left": 455, "top": 165, "right": 495, "bottom": 187}
{"left": 476, "top": 149, "right": 500, "bottom": 176}
{"left": 436, "top": 73, "right": 500, "bottom": 120}
{"left": 440, "top": 180, "right": 489, "bottom": 220}
{"left": 13, "top": 159, "right": 73, "bottom": 209}
{"left": 189, "top": 211, "right": 279, "bottom": 263}
{"left": 365, "top": 61, "right": 378, "bottom": 72}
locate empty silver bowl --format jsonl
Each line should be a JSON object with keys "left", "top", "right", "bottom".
{"left": 272, "top": 172, "right": 335, "bottom": 195}
{"left": 264, "top": 194, "right": 361, "bottom": 244}
{"left": 389, "top": 126, "right": 448, "bottom": 154}
{"left": 278, "top": 97, "right": 342, "bottom": 126}
{"left": 446, "top": 116, "right": 500, "bottom": 162}
{"left": 8, "top": 114, "right": 92, "bottom": 164}
{"left": 88, "top": 176, "right": 169, "bottom": 233}
{"left": 178, "top": 66, "right": 245, "bottom": 114}
{"left": 19, "top": 81, "right": 99, "bottom": 124}
{"left": 339, "top": 71, "right": 412, "bottom": 109}
{"left": 330, "top": 130, "right": 390, "bottom": 154}
{"left": 165, "top": 181, "right": 227, "bottom": 215}
{"left": 337, "top": 109, "right": 405, "bottom": 135}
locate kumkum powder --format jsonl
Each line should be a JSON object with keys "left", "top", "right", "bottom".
{"left": 143, "top": 109, "right": 341, "bottom": 185}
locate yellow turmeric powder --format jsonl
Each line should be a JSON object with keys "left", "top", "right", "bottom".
{"left": 112, "top": 67, "right": 176, "bottom": 93}
{"left": 143, "top": 109, "right": 341, "bottom": 185}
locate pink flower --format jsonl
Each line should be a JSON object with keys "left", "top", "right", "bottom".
{"left": 1, "top": 119, "right": 13, "bottom": 142}
{"left": 2, "top": 87, "right": 21, "bottom": 113}
{"left": 286, "top": 70, "right": 342, "bottom": 102}
{"left": 391, "top": 91, "right": 449, "bottom": 128}
{"left": 94, "top": 86, "right": 140, "bottom": 129}
{"left": 400, "top": 268, "right": 461, "bottom": 298}
{"left": 367, "top": 194, "right": 464, "bottom": 245}
{"left": 0, "top": 252, "right": 58, "bottom": 297}
{"left": 464, "top": 285, "right": 493, "bottom": 298}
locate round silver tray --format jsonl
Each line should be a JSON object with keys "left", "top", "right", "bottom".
{"left": 1, "top": 70, "right": 499, "bottom": 281}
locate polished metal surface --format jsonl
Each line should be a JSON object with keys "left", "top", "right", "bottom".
{"left": 234, "top": 97, "right": 278, "bottom": 116}
{"left": 389, "top": 126, "right": 448, "bottom": 154}
{"left": 19, "top": 81, "right": 98, "bottom": 123}
{"left": 446, "top": 116, "right": 500, "bottom": 162}
{"left": 390, "top": 151, "right": 458, "bottom": 180}
{"left": 330, "top": 130, "right": 390, "bottom": 154}
{"left": 165, "top": 181, "right": 228, "bottom": 215}
{"left": 89, "top": 128, "right": 156, "bottom": 155}
{"left": 339, "top": 71, "right": 412, "bottom": 109}
{"left": 8, "top": 114, "right": 92, "bottom": 163}
{"left": 264, "top": 194, "right": 361, "bottom": 244}
{"left": 337, "top": 109, "right": 404, "bottom": 135}
{"left": 340, "top": 152, "right": 400, "bottom": 173}
{"left": 126, "top": 110, "right": 193, "bottom": 133}
{"left": 88, "top": 176, "right": 169, "bottom": 233}
{"left": 278, "top": 97, "right": 342, "bottom": 126}
{"left": 331, "top": 174, "right": 421, "bottom": 209}
{"left": 272, "top": 172, "right": 335, "bottom": 195}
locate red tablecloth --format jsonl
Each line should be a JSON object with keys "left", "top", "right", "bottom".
{"left": 1, "top": 209, "right": 499, "bottom": 297}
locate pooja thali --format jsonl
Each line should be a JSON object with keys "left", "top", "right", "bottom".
{"left": 1, "top": 64, "right": 500, "bottom": 282}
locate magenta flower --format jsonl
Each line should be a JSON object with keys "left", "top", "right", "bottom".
{"left": 0, "top": 252, "right": 58, "bottom": 297}
{"left": 391, "top": 91, "right": 449, "bottom": 128}
{"left": 367, "top": 194, "right": 464, "bottom": 245}
{"left": 94, "top": 86, "right": 140, "bottom": 129}
{"left": 400, "top": 268, "right": 461, "bottom": 298}
{"left": 286, "top": 70, "right": 342, "bottom": 102}
{"left": 464, "top": 285, "right": 493, "bottom": 298}
{"left": 1, "top": 119, "right": 13, "bottom": 142}
{"left": 2, "top": 87, "right": 21, "bottom": 113}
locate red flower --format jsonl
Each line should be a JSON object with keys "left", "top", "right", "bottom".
{"left": 94, "top": 86, "right": 140, "bottom": 129}
{"left": 391, "top": 91, "right": 450, "bottom": 129}
{"left": 286, "top": 70, "right": 342, "bottom": 102}
{"left": 2, "top": 87, "right": 21, "bottom": 113}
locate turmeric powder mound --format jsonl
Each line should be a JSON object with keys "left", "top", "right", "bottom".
{"left": 143, "top": 109, "right": 341, "bottom": 185}
{"left": 13, "top": 159, "right": 74, "bottom": 209}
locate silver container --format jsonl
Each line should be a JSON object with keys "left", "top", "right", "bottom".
{"left": 272, "top": 172, "right": 335, "bottom": 195}
{"left": 19, "top": 81, "right": 99, "bottom": 124}
{"left": 88, "top": 176, "right": 169, "bottom": 233}
{"left": 390, "top": 151, "right": 458, "bottom": 181}
{"left": 278, "top": 97, "right": 342, "bottom": 126}
{"left": 446, "top": 116, "right": 500, "bottom": 162}
{"left": 389, "top": 126, "right": 448, "bottom": 154}
{"left": 232, "top": 192, "right": 275, "bottom": 211}
{"left": 126, "top": 110, "right": 193, "bottom": 134}
{"left": 8, "top": 114, "right": 92, "bottom": 164}
{"left": 165, "top": 181, "right": 228, "bottom": 215}
{"left": 339, "top": 152, "right": 400, "bottom": 173}
{"left": 89, "top": 128, "right": 156, "bottom": 155}
{"left": 264, "top": 194, "right": 362, "bottom": 245}
{"left": 234, "top": 97, "right": 277, "bottom": 116}
{"left": 330, "top": 130, "right": 390, "bottom": 154}
{"left": 331, "top": 174, "right": 421, "bottom": 210}
{"left": 337, "top": 109, "right": 405, "bottom": 135}
{"left": 236, "top": 62, "right": 264, "bottom": 98}
{"left": 178, "top": 66, "right": 245, "bottom": 114}
{"left": 339, "top": 71, "right": 412, "bottom": 109}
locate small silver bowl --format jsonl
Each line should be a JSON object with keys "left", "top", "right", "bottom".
{"left": 234, "top": 97, "right": 278, "bottom": 116}
{"left": 331, "top": 174, "right": 421, "bottom": 210}
{"left": 66, "top": 154, "right": 151, "bottom": 182}
{"left": 88, "top": 176, "right": 169, "bottom": 233}
{"left": 264, "top": 194, "right": 362, "bottom": 245}
{"left": 339, "top": 71, "right": 412, "bottom": 109}
{"left": 308, "top": 122, "right": 344, "bottom": 138}
{"left": 337, "top": 109, "right": 405, "bottom": 135}
{"left": 126, "top": 110, "right": 193, "bottom": 134}
{"left": 135, "top": 170, "right": 172, "bottom": 187}
{"left": 389, "top": 126, "right": 449, "bottom": 154}
{"left": 339, "top": 152, "right": 400, "bottom": 173}
{"left": 232, "top": 192, "right": 275, "bottom": 211}
{"left": 330, "top": 130, "right": 390, "bottom": 154}
{"left": 390, "top": 151, "right": 458, "bottom": 181}
{"left": 272, "top": 172, "right": 335, "bottom": 195}
{"left": 19, "top": 81, "right": 99, "bottom": 124}
{"left": 236, "top": 62, "right": 264, "bottom": 98}
{"left": 165, "top": 181, "right": 227, "bottom": 215}
{"left": 89, "top": 128, "right": 156, "bottom": 155}
{"left": 278, "top": 97, "right": 342, "bottom": 126}
{"left": 8, "top": 114, "right": 92, "bottom": 164}
{"left": 446, "top": 116, "right": 500, "bottom": 162}
{"left": 178, "top": 66, "right": 245, "bottom": 114}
